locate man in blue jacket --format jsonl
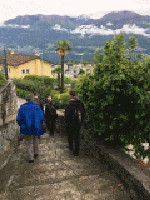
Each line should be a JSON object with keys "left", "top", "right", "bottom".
{"left": 16, "top": 94, "right": 44, "bottom": 163}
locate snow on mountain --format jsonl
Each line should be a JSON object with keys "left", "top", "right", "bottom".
{"left": 106, "top": 22, "right": 113, "bottom": 26}
{"left": 70, "top": 24, "right": 150, "bottom": 37}
{"left": 0, "top": 24, "right": 30, "bottom": 29}
{"left": 52, "top": 24, "right": 68, "bottom": 32}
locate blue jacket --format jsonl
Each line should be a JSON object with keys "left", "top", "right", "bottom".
{"left": 16, "top": 101, "right": 44, "bottom": 136}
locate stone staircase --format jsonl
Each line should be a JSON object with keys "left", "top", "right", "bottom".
{"left": 0, "top": 128, "right": 131, "bottom": 200}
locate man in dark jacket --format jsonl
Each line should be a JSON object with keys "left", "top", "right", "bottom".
{"left": 34, "top": 92, "right": 44, "bottom": 111}
{"left": 16, "top": 94, "right": 44, "bottom": 163}
{"left": 65, "top": 90, "right": 85, "bottom": 156}
{"left": 45, "top": 96, "right": 57, "bottom": 135}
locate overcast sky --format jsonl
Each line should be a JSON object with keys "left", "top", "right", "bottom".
{"left": 0, "top": 0, "right": 150, "bottom": 24}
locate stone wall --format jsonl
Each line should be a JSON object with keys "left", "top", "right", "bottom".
{"left": 0, "top": 80, "right": 19, "bottom": 169}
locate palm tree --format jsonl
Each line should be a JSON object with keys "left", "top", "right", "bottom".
{"left": 53, "top": 40, "right": 71, "bottom": 93}
{"left": 51, "top": 66, "right": 61, "bottom": 90}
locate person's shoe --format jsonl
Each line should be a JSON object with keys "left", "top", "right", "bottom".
{"left": 18, "top": 137, "right": 23, "bottom": 142}
{"left": 34, "top": 154, "right": 38, "bottom": 159}
{"left": 73, "top": 151, "right": 79, "bottom": 156}
{"left": 29, "top": 160, "right": 34, "bottom": 163}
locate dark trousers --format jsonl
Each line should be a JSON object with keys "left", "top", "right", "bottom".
{"left": 67, "top": 126, "right": 80, "bottom": 154}
{"left": 46, "top": 119, "right": 55, "bottom": 135}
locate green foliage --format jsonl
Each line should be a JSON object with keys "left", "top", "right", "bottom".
{"left": 53, "top": 92, "right": 69, "bottom": 108}
{"left": 79, "top": 69, "right": 85, "bottom": 75}
{"left": 51, "top": 66, "right": 61, "bottom": 74}
{"left": 14, "top": 77, "right": 52, "bottom": 100}
{"left": 70, "top": 79, "right": 79, "bottom": 90}
{"left": 14, "top": 75, "right": 71, "bottom": 107}
{"left": 53, "top": 40, "right": 71, "bottom": 51}
{"left": 64, "top": 77, "right": 72, "bottom": 84}
{"left": 0, "top": 70, "right": 6, "bottom": 86}
{"left": 50, "top": 90, "right": 59, "bottom": 98}
{"left": 16, "top": 88, "right": 32, "bottom": 98}
{"left": 76, "top": 34, "right": 150, "bottom": 161}
{"left": 24, "top": 75, "right": 55, "bottom": 87}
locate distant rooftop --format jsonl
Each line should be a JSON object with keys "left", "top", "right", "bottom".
{"left": 0, "top": 50, "right": 50, "bottom": 66}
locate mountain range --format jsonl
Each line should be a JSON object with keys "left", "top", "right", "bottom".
{"left": 0, "top": 11, "right": 150, "bottom": 63}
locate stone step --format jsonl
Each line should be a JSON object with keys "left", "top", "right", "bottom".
{"left": 1, "top": 128, "right": 131, "bottom": 200}
{"left": 9, "top": 166, "right": 104, "bottom": 189}
{"left": 13, "top": 157, "right": 105, "bottom": 176}
{"left": 5, "top": 174, "right": 130, "bottom": 200}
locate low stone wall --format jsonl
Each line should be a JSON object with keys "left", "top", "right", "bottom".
{"left": 57, "top": 111, "right": 150, "bottom": 200}
{"left": 0, "top": 80, "right": 19, "bottom": 169}
{"left": 80, "top": 128, "right": 150, "bottom": 200}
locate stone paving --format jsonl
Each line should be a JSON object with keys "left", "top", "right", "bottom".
{"left": 0, "top": 97, "right": 132, "bottom": 199}
{"left": 0, "top": 129, "right": 132, "bottom": 200}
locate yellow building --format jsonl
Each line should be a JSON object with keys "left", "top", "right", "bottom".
{"left": 0, "top": 50, "right": 53, "bottom": 79}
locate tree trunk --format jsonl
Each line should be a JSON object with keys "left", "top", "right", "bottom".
{"left": 58, "top": 73, "right": 60, "bottom": 89}
{"left": 61, "top": 55, "right": 64, "bottom": 93}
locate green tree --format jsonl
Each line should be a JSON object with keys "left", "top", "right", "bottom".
{"left": 51, "top": 66, "right": 61, "bottom": 90}
{"left": 79, "top": 68, "right": 85, "bottom": 75}
{"left": 53, "top": 40, "right": 71, "bottom": 93}
{"left": 76, "top": 34, "right": 150, "bottom": 160}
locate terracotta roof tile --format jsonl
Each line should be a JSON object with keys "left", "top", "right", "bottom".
{"left": 0, "top": 53, "right": 40, "bottom": 66}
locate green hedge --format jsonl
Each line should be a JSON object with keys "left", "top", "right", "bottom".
{"left": 24, "top": 75, "right": 55, "bottom": 87}
{"left": 14, "top": 78, "right": 43, "bottom": 92}
{"left": 0, "top": 71, "right": 6, "bottom": 86}
{"left": 14, "top": 76, "right": 70, "bottom": 107}
{"left": 16, "top": 88, "right": 33, "bottom": 98}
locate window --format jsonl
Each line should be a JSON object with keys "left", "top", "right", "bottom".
{"left": 21, "top": 69, "right": 25, "bottom": 74}
{"left": 26, "top": 69, "right": 29, "bottom": 74}
{"left": 21, "top": 69, "right": 30, "bottom": 74}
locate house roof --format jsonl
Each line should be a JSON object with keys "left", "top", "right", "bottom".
{"left": 0, "top": 53, "right": 50, "bottom": 66}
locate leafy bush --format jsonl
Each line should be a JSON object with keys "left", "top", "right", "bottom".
{"left": 0, "top": 71, "right": 6, "bottom": 86}
{"left": 14, "top": 79, "right": 40, "bottom": 92}
{"left": 64, "top": 77, "right": 72, "bottom": 84}
{"left": 16, "top": 88, "right": 32, "bottom": 98}
{"left": 53, "top": 92, "right": 69, "bottom": 108}
{"left": 50, "top": 90, "right": 59, "bottom": 98}
{"left": 60, "top": 93, "right": 69, "bottom": 105}
{"left": 14, "top": 76, "right": 70, "bottom": 106}
{"left": 24, "top": 75, "right": 54, "bottom": 88}
{"left": 75, "top": 34, "right": 150, "bottom": 160}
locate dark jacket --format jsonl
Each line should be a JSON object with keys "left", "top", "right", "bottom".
{"left": 65, "top": 97, "right": 85, "bottom": 127}
{"left": 34, "top": 98, "right": 44, "bottom": 111}
{"left": 45, "top": 102, "right": 57, "bottom": 122}
{"left": 16, "top": 101, "right": 44, "bottom": 136}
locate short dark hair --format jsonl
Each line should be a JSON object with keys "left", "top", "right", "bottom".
{"left": 26, "top": 94, "right": 34, "bottom": 101}
{"left": 69, "top": 90, "right": 76, "bottom": 96}
{"left": 34, "top": 91, "right": 39, "bottom": 95}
